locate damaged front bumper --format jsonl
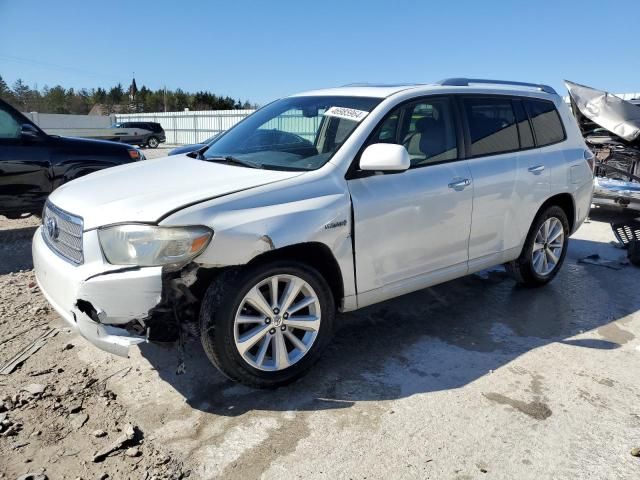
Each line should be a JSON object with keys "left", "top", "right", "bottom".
{"left": 593, "top": 177, "right": 640, "bottom": 210}
{"left": 32, "top": 227, "right": 163, "bottom": 357}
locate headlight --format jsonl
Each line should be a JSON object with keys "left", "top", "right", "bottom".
{"left": 98, "top": 225, "right": 212, "bottom": 266}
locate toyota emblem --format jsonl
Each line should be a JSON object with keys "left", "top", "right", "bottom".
{"left": 45, "top": 216, "right": 59, "bottom": 240}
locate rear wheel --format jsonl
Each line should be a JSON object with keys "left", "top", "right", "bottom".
{"left": 200, "top": 261, "right": 334, "bottom": 388}
{"left": 506, "top": 205, "right": 569, "bottom": 287}
{"left": 147, "top": 136, "right": 159, "bottom": 148}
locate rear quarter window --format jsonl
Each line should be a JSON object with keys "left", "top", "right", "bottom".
{"left": 526, "top": 99, "right": 565, "bottom": 146}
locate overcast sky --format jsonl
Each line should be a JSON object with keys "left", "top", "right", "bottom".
{"left": 1, "top": 0, "right": 638, "bottom": 104}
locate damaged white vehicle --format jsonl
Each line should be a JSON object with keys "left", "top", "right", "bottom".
{"left": 33, "top": 79, "right": 593, "bottom": 388}
{"left": 566, "top": 80, "right": 640, "bottom": 210}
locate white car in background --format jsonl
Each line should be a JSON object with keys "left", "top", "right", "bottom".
{"left": 33, "top": 78, "right": 593, "bottom": 388}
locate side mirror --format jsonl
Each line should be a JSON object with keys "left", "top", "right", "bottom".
{"left": 359, "top": 143, "right": 410, "bottom": 172}
{"left": 21, "top": 123, "right": 42, "bottom": 140}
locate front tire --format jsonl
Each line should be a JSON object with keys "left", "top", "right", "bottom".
{"left": 200, "top": 261, "right": 335, "bottom": 388}
{"left": 146, "top": 136, "right": 159, "bottom": 148}
{"left": 506, "top": 205, "right": 570, "bottom": 287}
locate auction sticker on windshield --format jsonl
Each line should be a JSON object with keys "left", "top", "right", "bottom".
{"left": 324, "top": 106, "right": 369, "bottom": 122}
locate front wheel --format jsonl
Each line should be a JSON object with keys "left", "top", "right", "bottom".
{"left": 506, "top": 205, "right": 570, "bottom": 287}
{"left": 146, "top": 136, "right": 159, "bottom": 148}
{"left": 200, "top": 261, "right": 335, "bottom": 388}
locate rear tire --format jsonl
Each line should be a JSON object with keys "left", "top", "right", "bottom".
{"left": 199, "top": 260, "right": 335, "bottom": 388}
{"left": 506, "top": 205, "right": 569, "bottom": 287}
{"left": 147, "top": 136, "right": 159, "bottom": 148}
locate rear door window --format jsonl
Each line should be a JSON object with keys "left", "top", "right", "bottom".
{"left": 463, "top": 97, "right": 519, "bottom": 157}
{"left": 526, "top": 99, "right": 565, "bottom": 146}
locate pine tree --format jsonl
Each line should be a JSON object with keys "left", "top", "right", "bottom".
{"left": 12, "top": 78, "right": 31, "bottom": 110}
{"left": 0, "top": 75, "right": 11, "bottom": 99}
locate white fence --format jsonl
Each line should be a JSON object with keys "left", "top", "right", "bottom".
{"left": 24, "top": 112, "right": 115, "bottom": 136}
{"left": 115, "top": 110, "right": 255, "bottom": 145}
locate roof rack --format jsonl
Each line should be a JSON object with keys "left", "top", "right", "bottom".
{"left": 436, "top": 78, "right": 557, "bottom": 95}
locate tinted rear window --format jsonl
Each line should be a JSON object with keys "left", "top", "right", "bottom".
{"left": 464, "top": 97, "right": 519, "bottom": 157}
{"left": 526, "top": 99, "right": 565, "bottom": 146}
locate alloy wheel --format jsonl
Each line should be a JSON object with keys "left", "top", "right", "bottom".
{"left": 531, "top": 217, "right": 564, "bottom": 276}
{"left": 233, "top": 274, "right": 321, "bottom": 371}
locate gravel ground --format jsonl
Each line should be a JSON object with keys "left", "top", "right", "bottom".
{"left": 1, "top": 207, "right": 640, "bottom": 479}
{"left": 143, "top": 146, "right": 176, "bottom": 160}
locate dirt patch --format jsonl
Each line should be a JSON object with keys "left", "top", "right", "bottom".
{"left": 596, "top": 322, "right": 635, "bottom": 345}
{"left": 483, "top": 393, "right": 553, "bottom": 420}
{"left": 218, "top": 415, "right": 310, "bottom": 479}
{"left": 0, "top": 216, "right": 190, "bottom": 479}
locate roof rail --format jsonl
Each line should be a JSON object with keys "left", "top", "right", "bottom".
{"left": 436, "top": 78, "right": 557, "bottom": 95}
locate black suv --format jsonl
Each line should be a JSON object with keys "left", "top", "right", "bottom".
{"left": 112, "top": 122, "right": 166, "bottom": 148}
{"left": 0, "top": 99, "right": 145, "bottom": 219}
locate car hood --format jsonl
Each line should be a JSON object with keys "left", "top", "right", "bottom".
{"left": 565, "top": 80, "right": 640, "bottom": 142}
{"left": 49, "top": 155, "right": 304, "bottom": 229}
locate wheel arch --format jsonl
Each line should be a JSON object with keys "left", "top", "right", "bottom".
{"left": 246, "top": 241, "right": 345, "bottom": 308}
{"left": 538, "top": 193, "right": 576, "bottom": 233}
{"left": 514, "top": 192, "right": 576, "bottom": 261}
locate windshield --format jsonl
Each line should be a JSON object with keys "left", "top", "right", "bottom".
{"left": 202, "top": 96, "right": 382, "bottom": 171}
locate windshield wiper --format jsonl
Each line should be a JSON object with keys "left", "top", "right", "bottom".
{"left": 205, "top": 155, "right": 262, "bottom": 169}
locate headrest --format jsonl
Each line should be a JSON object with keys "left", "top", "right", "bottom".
{"left": 415, "top": 116, "right": 440, "bottom": 132}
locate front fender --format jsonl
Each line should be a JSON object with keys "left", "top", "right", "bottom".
{"left": 200, "top": 193, "right": 351, "bottom": 265}
{"left": 160, "top": 172, "right": 356, "bottom": 298}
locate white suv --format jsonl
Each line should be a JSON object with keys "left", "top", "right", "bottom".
{"left": 33, "top": 79, "right": 594, "bottom": 388}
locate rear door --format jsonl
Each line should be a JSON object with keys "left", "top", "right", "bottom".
{"left": 348, "top": 96, "right": 473, "bottom": 302}
{"left": 0, "top": 105, "right": 51, "bottom": 215}
{"left": 461, "top": 96, "right": 548, "bottom": 266}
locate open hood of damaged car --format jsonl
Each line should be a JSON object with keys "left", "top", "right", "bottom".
{"left": 565, "top": 80, "right": 640, "bottom": 142}
{"left": 49, "top": 155, "right": 303, "bottom": 230}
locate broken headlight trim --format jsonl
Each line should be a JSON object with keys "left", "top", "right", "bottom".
{"left": 98, "top": 225, "right": 213, "bottom": 266}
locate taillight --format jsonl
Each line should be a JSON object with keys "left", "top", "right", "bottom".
{"left": 584, "top": 148, "right": 595, "bottom": 172}
{"left": 128, "top": 149, "right": 141, "bottom": 161}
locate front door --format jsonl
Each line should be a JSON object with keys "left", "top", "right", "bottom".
{"left": 0, "top": 106, "right": 51, "bottom": 215}
{"left": 348, "top": 97, "right": 473, "bottom": 305}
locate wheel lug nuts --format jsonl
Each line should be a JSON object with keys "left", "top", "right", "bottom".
{"left": 281, "top": 325, "right": 286, "bottom": 331}
{"left": 269, "top": 328, "right": 276, "bottom": 335}
{"left": 283, "top": 313, "right": 288, "bottom": 319}
{"left": 265, "top": 318, "right": 271, "bottom": 324}
{"left": 273, "top": 308, "right": 280, "bottom": 314}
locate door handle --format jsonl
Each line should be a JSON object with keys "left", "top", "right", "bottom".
{"left": 448, "top": 178, "right": 471, "bottom": 190}
{"left": 528, "top": 165, "right": 545, "bottom": 174}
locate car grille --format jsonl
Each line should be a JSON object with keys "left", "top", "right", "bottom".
{"left": 42, "top": 202, "right": 84, "bottom": 265}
